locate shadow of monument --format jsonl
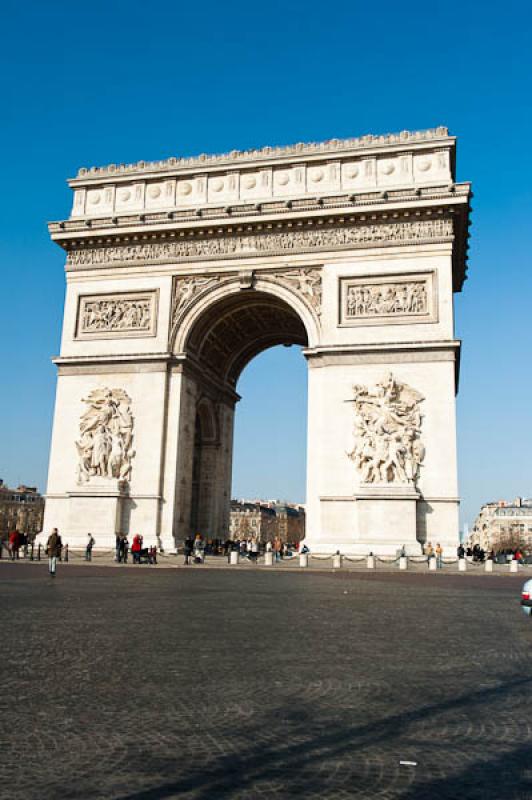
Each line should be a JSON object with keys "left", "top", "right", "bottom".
{"left": 115, "top": 674, "right": 532, "bottom": 800}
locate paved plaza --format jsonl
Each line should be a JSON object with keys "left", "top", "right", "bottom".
{"left": 1, "top": 564, "right": 531, "bottom": 799}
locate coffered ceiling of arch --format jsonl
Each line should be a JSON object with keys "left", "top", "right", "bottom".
{"left": 186, "top": 292, "right": 308, "bottom": 385}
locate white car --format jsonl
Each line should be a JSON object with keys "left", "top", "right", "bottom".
{"left": 521, "top": 579, "right": 532, "bottom": 616}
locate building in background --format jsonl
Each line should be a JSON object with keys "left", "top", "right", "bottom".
{"left": 229, "top": 500, "right": 305, "bottom": 543}
{"left": 0, "top": 480, "right": 45, "bottom": 539}
{"left": 468, "top": 497, "right": 532, "bottom": 552}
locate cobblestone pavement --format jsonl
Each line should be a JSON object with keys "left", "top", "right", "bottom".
{"left": 1, "top": 564, "right": 531, "bottom": 799}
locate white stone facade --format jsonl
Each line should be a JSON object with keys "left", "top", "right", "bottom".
{"left": 43, "top": 128, "right": 471, "bottom": 554}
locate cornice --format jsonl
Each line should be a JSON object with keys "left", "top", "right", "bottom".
{"left": 71, "top": 127, "right": 453, "bottom": 183}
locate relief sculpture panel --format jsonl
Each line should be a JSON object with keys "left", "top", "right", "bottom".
{"left": 76, "top": 292, "right": 157, "bottom": 338}
{"left": 340, "top": 273, "right": 435, "bottom": 326}
{"left": 347, "top": 373, "right": 425, "bottom": 487}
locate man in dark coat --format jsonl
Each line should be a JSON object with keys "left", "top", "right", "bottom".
{"left": 183, "top": 537, "right": 193, "bottom": 565}
{"left": 46, "top": 528, "right": 62, "bottom": 577}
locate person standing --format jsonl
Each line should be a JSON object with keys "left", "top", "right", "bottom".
{"left": 435, "top": 542, "right": 443, "bottom": 569}
{"left": 131, "top": 534, "right": 142, "bottom": 564}
{"left": 183, "top": 536, "right": 193, "bottom": 565}
{"left": 85, "top": 533, "right": 95, "bottom": 562}
{"left": 250, "top": 537, "right": 259, "bottom": 563}
{"left": 119, "top": 534, "right": 129, "bottom": 564}
{"left": 9, "top": 530, "right": 19, "bottom": 561}
{"left": 46, "top": 528, "right": 62, "bottom": 577}
{"left": 424, "top": 541, "right": 434, "bottom": 564}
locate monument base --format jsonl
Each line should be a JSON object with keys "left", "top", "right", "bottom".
{"left": 65, "top": 478, "right": 127, "bottom": 548}
{"left": 355, "top": 483, "right": 421, "bottom": 555}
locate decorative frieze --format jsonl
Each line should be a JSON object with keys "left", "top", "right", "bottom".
{"left": 76, "top": 292, "right": 157, "bottom": 338}
{"left": 340, "top": 273, "right": 436, "bottom": 326}
{"left": 347, "top": 373, "right": 425, "bottom": 487}
{"left": 66, "top": 218, "right": 453, "bottom": 268}
{"left": 171, "top": 276, "right": 220, "bottom": 330}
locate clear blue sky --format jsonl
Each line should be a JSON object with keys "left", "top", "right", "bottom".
{"left": 1, "top": 0, "right": 530, "bottom": 528}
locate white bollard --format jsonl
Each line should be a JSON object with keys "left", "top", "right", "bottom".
{"left": 264, "top": 551, "right": 273, "bottom": 566}
{"left": 510, "top": 559, "right": 518, "bottom": 573}
{"left": 429, "top": 557, "right": 437, "bottom": 571}
{"left": 332, "top": 553, "right": 342, "bottom": 569}
{"left": 458, "top": 558, "right": 467, "bottom": 572}
{"left": 485, "top": 559, "right": 493, "bottom": 573}
{"left": 367, "top": 555, "right": 375, "bottom": 569}
{"left": 299, "top": 553, "right": 308, "bottom": 568}
{"left": 230, "top": 550, "right": 239, "bottom": 565}
{"left": 399, "top": 556, "right": 407, "bottom": 570}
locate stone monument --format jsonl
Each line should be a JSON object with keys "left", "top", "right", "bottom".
{"left": 43, "top": 127, "right": 471, "bottom": 554}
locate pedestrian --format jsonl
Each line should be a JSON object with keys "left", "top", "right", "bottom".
{"left": 85, "top": 533, "right": 95, "bottom": 561}
{"left": 457, "top": 543, "right": 465, "bottom": 559}
{"left": 131, "top": 534, "right": 142, "bottom": 564}
{"left": 273, "top": 537, "right": 282, "bottom": 562}
{"left": 424, "top": 541, "right": 434, "bottom": 564}
{"left": 250, "top": 537, "right": 259, "bottom": 562}
{"left": 46, "top": 528, "right": 62, "bottom": 577}
{"left": 120, "top": 534, "right": 129, "bottom": 564}
{"left": 183, "top": 536, "right": 193, "bottom": 565}
{"left": 9, "top": 530, "right": 19, "bottom": 561}
{"left": 115, "top": 533, "right": 122, "bottom": 563}
{"left": 193, "top": 534, "right": 204, "bottom": 564}
{"left": 435, "top": 542, "right": 443, "bottom": 569}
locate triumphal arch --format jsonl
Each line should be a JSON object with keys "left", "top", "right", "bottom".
{"left": 43, "top": 127, "right": 471, "bottom": 554}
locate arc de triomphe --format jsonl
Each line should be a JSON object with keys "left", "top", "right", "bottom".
{"left": 43, "top": 127, "right": 471, "bottom": 554}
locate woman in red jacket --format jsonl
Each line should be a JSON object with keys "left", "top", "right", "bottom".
{"left": 131, "top": 534, "right": 143, "bottom": 564}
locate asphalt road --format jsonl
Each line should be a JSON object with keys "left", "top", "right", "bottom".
{"left": 1, "top": 563, "right": 530, "bottom": 799}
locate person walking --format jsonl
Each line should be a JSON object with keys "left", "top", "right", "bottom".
{"left": 85, "top": 533, "right": 95, "bottom": 562}
{"left": 250, "top": 537, "right": 259, "bottom": 563}
{"left": 9, "top": 530, "right": 19, "bottom": 561}
{"left": 46, "top": 528, "right": 62, "bottom": 577}
{"left": 193, "top": 534, "right": 204, "bottom": 564}
{"left": 183, "top": 536, "right": 193, "bottom": 565}
{"left": 435, "top": 542, "right": 443, "bottom": 569}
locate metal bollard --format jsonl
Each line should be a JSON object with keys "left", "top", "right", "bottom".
{"left": 510, "top": 559, "right": 518, "bottom": 573}
{"left": 38, "top": 544, "right": 41, "bottom": 561}
{"left": 367, "top": 555, "right": 375, "bottom": 569}
{"left": 399, "top": 556, "right": 408, "bottom": 570}
{"left": 30, "top": 543, "right": 34, "bottom": 561}
{"left": 299, "top": 553, "right": 308, "bottom": 568}
{"left": 264, "top": 551, "right": 273, "bottom": 566}
{"left": 458, "top": 558, "right": 467, "bottom": 572}
{"left": 229, "top": 550, "right": 239, "bottom": 565}
{"left": 64, "top": 544, "right": 69, "bottom": 563}
{"left": 429, "top": 557, "right": 437, "bottom": 571}
{"left": 332, "top": 553, "right": 342, "bottom": 569}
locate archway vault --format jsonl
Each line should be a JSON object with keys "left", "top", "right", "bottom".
{"left": 172, "top": 277, "right": 319, "bottom": 387}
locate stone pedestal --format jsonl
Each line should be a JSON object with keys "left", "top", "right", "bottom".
{"left": 354, "top": 484, "right": 421, "bottom": 556}
{"left": 65, "top": 479, "right": 127, "bottom": 547}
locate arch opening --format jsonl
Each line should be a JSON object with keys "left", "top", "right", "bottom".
{"left": 184, "top": 290, "right": 309, "bottom": 386}
{"left": 179, "top": 289, "right": 310, "bottom": 543}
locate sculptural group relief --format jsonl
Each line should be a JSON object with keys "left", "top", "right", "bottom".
{"left": 342, "top": 276, "right": 432, "bottom": 325}
{"left": 75, "top": 388, "right": 135, "bottom": 484}
{"left": 77, "top": 293, "right": 156, "bottom": 338}
{"left": 347, "top": 373, "right": 425, "bottom": 487}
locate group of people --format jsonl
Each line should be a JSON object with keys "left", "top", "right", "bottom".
{"left": 423, "top": 541, "right": 445, "bottom": 568}
{"left": 4, "top": 530, "right": 35, "bottom": 560}
{"left": 181, "top": 535, "right": 299, "bottom": 565}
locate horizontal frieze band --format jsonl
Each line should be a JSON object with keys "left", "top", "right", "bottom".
{"left": 65, "top": 218, "right": 454, "bottom": 269}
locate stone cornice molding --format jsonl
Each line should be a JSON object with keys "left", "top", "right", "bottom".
{"left": 72, "top": 127, "right": 452, "bottom": 181}
{"left": 65, "top": 129, "right": 458, "bottom": 222}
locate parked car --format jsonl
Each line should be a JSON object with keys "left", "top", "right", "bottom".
{"left": 521, "top": 579, "right": 532, "bottom": 617}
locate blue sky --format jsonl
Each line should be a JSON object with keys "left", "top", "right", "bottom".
{"left": 1, "top": 0, "right": 530, "bottom": 527}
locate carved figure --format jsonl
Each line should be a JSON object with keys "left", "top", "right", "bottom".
{"left": 346, "top": 280, "right": 428, "bottom": 318}
{"left": 75, "top": 388, "right": 135, "bottom": 484}
{"left": 80, "top": 297, "right": 152, "bottom": 333}
{"left": 280, "top": 269, "right": 322, "bottom": 315}
{"left": 347, "top": 373, "right": 425, "bottom": 486}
